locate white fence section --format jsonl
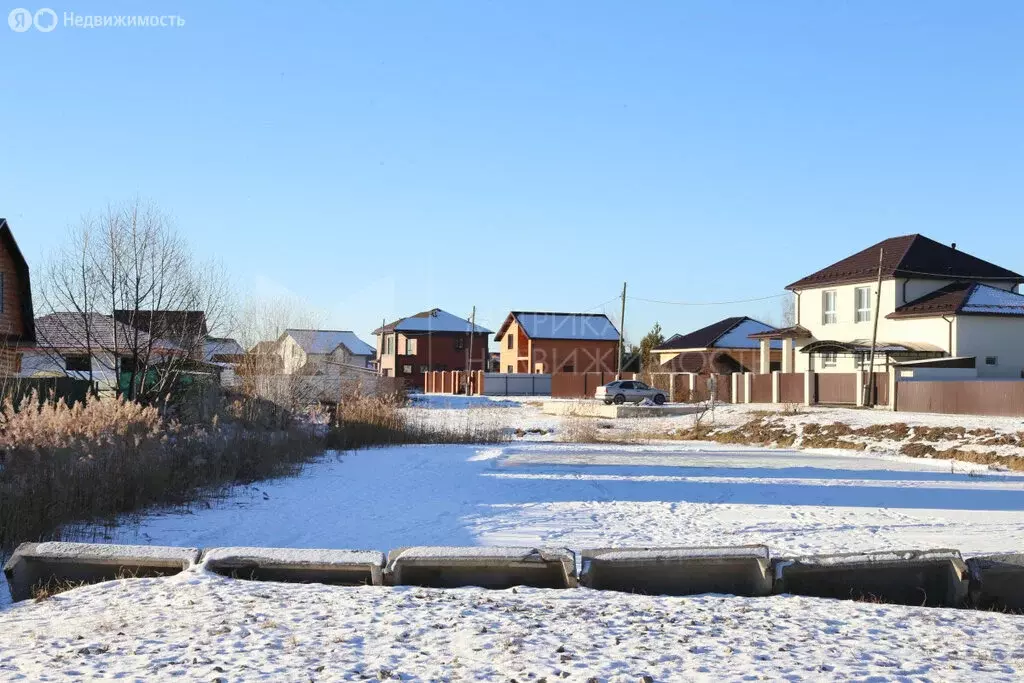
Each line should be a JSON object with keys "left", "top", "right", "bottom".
{"left": 481, "top": 373, "right": 552, "bottom": 396}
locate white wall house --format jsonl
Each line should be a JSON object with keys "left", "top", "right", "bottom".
{"left": 759, "top": 234, "right": 1024, "bottom": 378}
{"left": 276, "top": 329, "right": 375, "bottom": 376}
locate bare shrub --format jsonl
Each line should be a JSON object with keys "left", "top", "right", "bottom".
{"left": 559, "top": 414, "right": 600, "bottom": 443}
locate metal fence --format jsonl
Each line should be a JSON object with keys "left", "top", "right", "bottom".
{"left": 895, "top": 379, "right": 1024, "bottom": 417}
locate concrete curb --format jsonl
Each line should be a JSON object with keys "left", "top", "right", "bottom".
{"left": 774, "top": 549, "right": 969, "bottom": 607}
{"left": 967, "top": 553, "right": 1024, "bottom": 611}
{"left": 3, "top": 541, "right": 200, "bottom": 602}
{"left": 202, "top": 547, "right": 385, "bottom": 586}
{"left": 580, "top": 545, "right": 773, "bottom": 597}
{"left": 386, "top": 546, "right": 577, "bottom": 589}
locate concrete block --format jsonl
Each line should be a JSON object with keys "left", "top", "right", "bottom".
{"left": 541, "top": 402, "right": 701, "bottom": 418}
{"left": 580, "top": 546, "right": 773, "bottom": 597}
{"left": 3, "top": 541, "right": 199, "bottom": 603}
{"left": 387, "top": 546, "right": 576, "bottom": 589}
{"left": 775, "top": 549, "right": 969, "bottom": 607}
{"left": 967, "top": 554, "right": 1024, "bottom": 611}
{"left": 203, "top": 547, "right": 384, "bottom": 586}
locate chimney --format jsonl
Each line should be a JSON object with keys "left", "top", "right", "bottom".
{"left": 951, "top": 242, "right": 957, "bottom": 251}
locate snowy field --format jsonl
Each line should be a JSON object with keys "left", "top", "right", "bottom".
{"left": 4, "top": 401, "right": 1024, "bottom": 679}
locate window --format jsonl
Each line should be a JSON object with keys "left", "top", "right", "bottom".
{"left": 64, "top": 355, "right": 91, "bottom": 372}
{"left": 506, "top": 365, "right": 513, "bottom": 373}
{"left": 985, "top": 356, "right": 998, "bottom": 366}
{"left": 821, "top": 352, "right": 837, "bottom": 368}
{"left": 507, "top": 334, "right": 513, "bottom": 349}
{"left": 855, "top": 287, "right": 871, "bottom": 323}
{"left": 822, "top": 290, "right": 837, "bottom": 325}
{"left": 404, "top": 338, "right": 416, "bottom": 355}
{"left": 418, "top": 365, "right": 430, "bottom": 374}
{"left": 619, "top": 381, "right": 634, "bottom": 390}
{"left": 402, "top": 364, "right": 413, "bottom": 374}
{"left": 635, "top": 382, "right": 649, "bottom": 390}
{"left": 454, "top": 337, "right": 465, "bottom": 351}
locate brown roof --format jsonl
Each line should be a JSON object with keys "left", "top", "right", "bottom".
{"left": 887, "top": 281, "right": 1024, "bottom": 319}
{"left": 113, "top": 310, "right": 208, "bottom": 345}
{"left": 0, "top": 219, "right": 35, "bottom": 343}
{"left": 787, "top": 234, "right": 1024, "bottom": 290}
{"left": 747, "top": 325, "right": 813, "bottom": 340}
{"left": 32, "top": 313, "right": 171, "bottom": 352}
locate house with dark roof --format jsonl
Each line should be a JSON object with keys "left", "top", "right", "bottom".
{"left": 373, "top": 308, "right": 491, "bottom": 381}
{"left": 654, "top": 317, "right": 781, "bottom": 375}
{"left": 277, "top": 329, "right": 376, "bottom": 375}
{"left": 494, "top": 311, "right": 620, "bottom": 374}
{"left": 0, "top": 219, "right": 35, "bottom": 375}
{"left": 114, "top": 310, "right": 208, "bottom": 360}
{"left": 766, "top": 234, "right": 1024, "bottom": 377}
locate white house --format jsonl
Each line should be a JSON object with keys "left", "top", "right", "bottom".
{"left": 276, "top": 329, "right": 375, "bottom": 375}
{"left": 757, "top": 234, "right": 1024, "bottom": 377}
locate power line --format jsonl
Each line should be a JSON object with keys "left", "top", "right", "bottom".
{"left": 627, "top": 293, "right": 789, "bottom": 307}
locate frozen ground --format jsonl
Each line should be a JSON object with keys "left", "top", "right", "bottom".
{"left": 4, "top": 403, "right": 1024, "bottom": 679}
{"left": 2, "top": 572, "right": 1023, "bottom": 681}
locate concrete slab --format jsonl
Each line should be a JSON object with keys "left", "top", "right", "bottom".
{"left": 580, "top": 546, "right": 773, "bottom": 597}
{"left": 3, "top": 541, "right": 200, "bottom": 603}
{"left": 775, "top": 549, "right": 969, "bottom": 607}
{"left": 203, "top": 547, "right": 384, "bottom": 586}
{"left": 387, "top": 546, "right": 576, "bottom": 589}
{"left": 541, "top": 401, "right": 702, "bottom": 418}
{"left": 967, "top": 553, "right": 1024, "bottom": 611}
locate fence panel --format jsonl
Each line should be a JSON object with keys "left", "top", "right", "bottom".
{"left": 896, "top": 380, "right": 1024, "bottom": 417}
{"left": 815, "top": 373, "right": 857, "bottom": 404}
{"left": 872, "top": 372, "right": 890, "bottom": 406}
{"left": 750, "top": 374, "right": 773, "bottom": 403}
{"left": 734, "top": 375, "right": 746, "bottom": 403}
{"left": 778, "top": 373, "right": 804, "bottom": 404}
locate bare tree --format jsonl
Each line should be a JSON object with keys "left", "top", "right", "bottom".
{"left": 779, "top": 292, "right": 796, "bottom": 328}
{"left": 38, "top": 199, "right": 232, "bottom": 401}
{"left": 233, "top": 294, "right": 324, "bottom": 352}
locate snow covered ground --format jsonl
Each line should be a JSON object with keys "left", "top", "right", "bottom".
{"left": 2, "top": 572, "right": 1023, "bottom": 681}
{"left": 4, "top": 400, "right": 1024, "bottom": 679}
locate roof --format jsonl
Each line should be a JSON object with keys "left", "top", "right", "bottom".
{"left": 0, "top": 219, "right": 35, "bottom": 342}
{"left": 113, "top": 310, "right": 208, "bottom": 344}
{"left": 494, "top": 311, "right": 619, "bottom": 341}
{"left": 655, "top": 317, "right": 781, "bottom": 351}
{"left": 204, "top": 337, "right": 245, "bottom": 361}
{"left": 374, "top": 308, "right": 492, "bottom": 335}
{"left": 283, "top": 329, "right": 376, "bottom": 356}
{"left": 787, "top": 234, "right": 1024, "bottom": 290}
{"left": 888, "top": 282, "right": 1024, "bottom": 319}
{"left": 800, "top": 339, "right": 945, "bottom": 354}
{"left": 747, "top": 325, "right": 813, "bottom": 340}
{"left": 32, "top": 313, "right": 175, "bottom": 352}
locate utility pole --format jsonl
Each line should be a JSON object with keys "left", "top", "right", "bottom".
{"left": 865, "top": 248, "right": 885, "bottom": 406}
{"left": 466, "top": 306, "right": 476, "bottom": 394}
{"left": 616, "top": 281, "right": 627, "bottom": 379}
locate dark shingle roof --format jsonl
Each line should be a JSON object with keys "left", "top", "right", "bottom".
{"left": 113, "top": 310, "right": 208, "bottom": 343}
{"left": 787, "top": 234, "right": 1023, "bottom": 290}
{"left": 655, "top": 317, "right": 779, "bottom": 351}
{"left": 888, "top": 282, "right": 1024, "bottom": 319}
{"left": 34, "top": 313, "right": 166, "bottom": 351}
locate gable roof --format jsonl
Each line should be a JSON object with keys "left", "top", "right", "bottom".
{"left": 33, "top": 312, "right": 176, "bottom": 352}
{"left": 250, "top": 340, "right": 279, "bottom": 355}
{"left": 888, "top": 282, "right": 1024, "bottom": 319}
{"left": 283, "top": 329, "right": 376, "bottom": 356}
{"left": 113, "top": 310, "right": 208, "bottom": 345}
{"left": 655, "top": 317, "right": 781, "bottom": 351}
{"left": 0, "top": 218, "right": 35, "bottom": 342}
{"left": 787, "top": 234, "right": 1024, "bottom": 291}
{"left": 204, "top": 337, "right": 245, "bottom": 361}
{"left": 374, "top": 308, "right": 492, "bottom": 335}
{"left": 494, "top": 311, "right": 620, "bottom": 341}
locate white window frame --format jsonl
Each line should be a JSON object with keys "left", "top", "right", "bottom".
{"left": 822, "top": 290, "right": 838, "bottom": 325}
{"left": 854, "top": 286, "right": 871, "bottom": 323}
{"left": 821, "top": 351, "right": 838, "bottom": 368}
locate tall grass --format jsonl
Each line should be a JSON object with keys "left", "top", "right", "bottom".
{"left": 0, "top": 388, "right": 506, "bottom": 564}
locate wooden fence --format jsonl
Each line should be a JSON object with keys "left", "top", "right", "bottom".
{"left": 895, "top": 380, "right": 1024, "bottom": 417}
{"left": 750, "top": 374, "right": 773, "bottom": 403}
{"left": 815, "top": 372, "right": 858, "bottom": 405}
{"left": 778, "top": 373, "right": 804, "bottom": 404}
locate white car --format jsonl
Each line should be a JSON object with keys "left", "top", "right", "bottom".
{"left": 596, "top": 380, "right": 667, "bottom": 405}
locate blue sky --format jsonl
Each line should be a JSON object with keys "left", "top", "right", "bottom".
{"left": 2, "top": 1, "right": 1022, "bottom": 346}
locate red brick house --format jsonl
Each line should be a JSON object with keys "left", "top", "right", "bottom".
{"left": 494, "top": 311, "right": 620, "bottom": 373}
{"left": 0, "top": 219, "right": 36, "bottom": 374}
{"left": 374, "top": 308, "right": 491, "bottom": 383}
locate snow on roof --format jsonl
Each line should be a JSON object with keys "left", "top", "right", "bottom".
{"left": 381, "top": 309, "right": 492, "bottom": 334}
{"left": 284, "top": 329, "right": 376, "bottom": 356}
{"left": 714, "top": 319, "right": 782, "bottom": 350}
{"left": 510, "top": 312, "right": 619, "bottom": 341}
{"left": 204, "top": 338, "right": 244, "bottom": 360}
{"left": 960, "top": 283, "right": 1024, "bottom": 316}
